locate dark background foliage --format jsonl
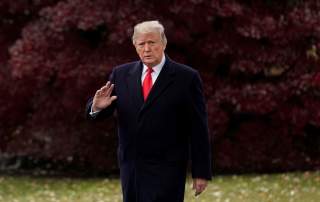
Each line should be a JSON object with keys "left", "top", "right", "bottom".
{"left": 1, "top": 0, "right": 320, "bottom": 174}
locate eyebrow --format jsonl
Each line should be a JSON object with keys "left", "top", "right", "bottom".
{"left": 137, "top": 40, "right": 157, "bottom": 44}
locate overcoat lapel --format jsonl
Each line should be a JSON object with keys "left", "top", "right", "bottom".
{"left": 126, "top": 61, "right": 144, "bottom": 111}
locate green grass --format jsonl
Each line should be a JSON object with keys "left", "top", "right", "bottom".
{"left": 0, "top": 171, "right": 320, "bottom": 202}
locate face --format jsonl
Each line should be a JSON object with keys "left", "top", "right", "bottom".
{"left": 134, "top": 32, "right": 166, "bottom": 67}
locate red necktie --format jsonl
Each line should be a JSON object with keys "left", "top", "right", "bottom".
{"left": 143, "top": 67, "right": 153, "bottom": 100}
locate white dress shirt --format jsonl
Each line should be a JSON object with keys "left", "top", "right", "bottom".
{"left": 141, "top": 54, "right": 165, "bottom": 84}
{"left": 90, "top": 54, "right": 166, "bottom": 116}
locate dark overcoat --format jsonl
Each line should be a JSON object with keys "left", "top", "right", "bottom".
{"left": 86, "top": 56, "right": 212, "bottom": 202}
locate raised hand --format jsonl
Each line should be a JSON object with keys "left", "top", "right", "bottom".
{"left": 92, "top": 81, "right": 117, "bottom": 112}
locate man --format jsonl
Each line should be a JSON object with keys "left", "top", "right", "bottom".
{"left": 86, "top": 20, "right": 211, "bottom": 202}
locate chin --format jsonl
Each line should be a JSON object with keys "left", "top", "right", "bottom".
{"left": 143, "top": 60, "right": 155, "bottom": 66}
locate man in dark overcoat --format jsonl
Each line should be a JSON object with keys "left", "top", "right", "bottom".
{"left": 86, "top": 20, "right": 212, "bottom": 202}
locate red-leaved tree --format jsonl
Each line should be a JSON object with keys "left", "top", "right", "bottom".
{"left": 1, "top": 0, "right": 320, "bottom": 173}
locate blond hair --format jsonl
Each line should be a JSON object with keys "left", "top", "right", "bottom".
{"left": 132, "top": 20, "right": 167, "bottom": 45}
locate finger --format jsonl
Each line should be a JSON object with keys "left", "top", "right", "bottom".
{"left": 99, "top": 87, "right": 107, "bottom": 95}
{"left": 101, "top": 82, "right": 111, "bottom": 94}
{"left": 95, "top": 89, "right": 102, "bottom": 96}
{"left": 195, "top": 187, "right": 203, "bottom": 197}
{"left": 198, "top": 185, "right": 207, "bottom": 193}
{"left": 195, "top": 187, "right": 204, "bottom": 197}
{"left": 102, "top": 81, "right": 111, "bottom": 89}
{"left": 105, "top": 84, "right": 114, "bottom": 97}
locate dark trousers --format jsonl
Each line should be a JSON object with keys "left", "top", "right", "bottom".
{"left": 121, "top": 163, "right": 187, "bottom": 202}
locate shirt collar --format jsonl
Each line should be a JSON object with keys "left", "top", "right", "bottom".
{"left": 142, "top": 54, "right": 166, "bottom": 75}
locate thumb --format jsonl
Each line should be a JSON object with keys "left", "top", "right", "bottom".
{"left": 110, "top": 96, "right": 117, "bottom": 102}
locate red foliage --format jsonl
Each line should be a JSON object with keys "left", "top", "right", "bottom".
{"left": 1, "top": 0, "right": 320, "bottom": 173}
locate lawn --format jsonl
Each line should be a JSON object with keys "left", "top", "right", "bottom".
{"left": 0, "top": 171, "right": 320, "bottom": 202}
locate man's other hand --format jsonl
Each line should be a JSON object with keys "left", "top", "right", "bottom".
{"left": 192, "top": 178, "right": 208, "bottom": 197}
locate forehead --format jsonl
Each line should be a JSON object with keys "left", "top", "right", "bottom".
{"left": 135, "top": 32, "right": 161, "bottom": 42}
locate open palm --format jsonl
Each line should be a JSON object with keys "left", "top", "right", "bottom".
{"left": 92, "top": 81, "right": 117, "bottom": 112}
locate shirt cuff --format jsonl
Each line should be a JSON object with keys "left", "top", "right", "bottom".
{"left": 90, "top": 106, "right": 101, "bottom": 117}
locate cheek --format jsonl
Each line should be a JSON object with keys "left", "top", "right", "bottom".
{"left": 136, "top": 50, "right": 143, "bottom": 57}
{"left": 154, "top": 47, "right": 163, "bottom": 54}
{"left": 157, "top": 46, "right": 165, "bottom": 53}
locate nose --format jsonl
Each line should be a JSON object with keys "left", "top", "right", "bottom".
{"left": 144, "top": 43, "right": 151, "bottom": 51}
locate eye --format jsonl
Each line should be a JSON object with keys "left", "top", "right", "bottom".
{"left": 137, "top": 42, "right": 145, "bottom": 48}
{"left": 145, "top": 41, "right": 156, "bottom": 47}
